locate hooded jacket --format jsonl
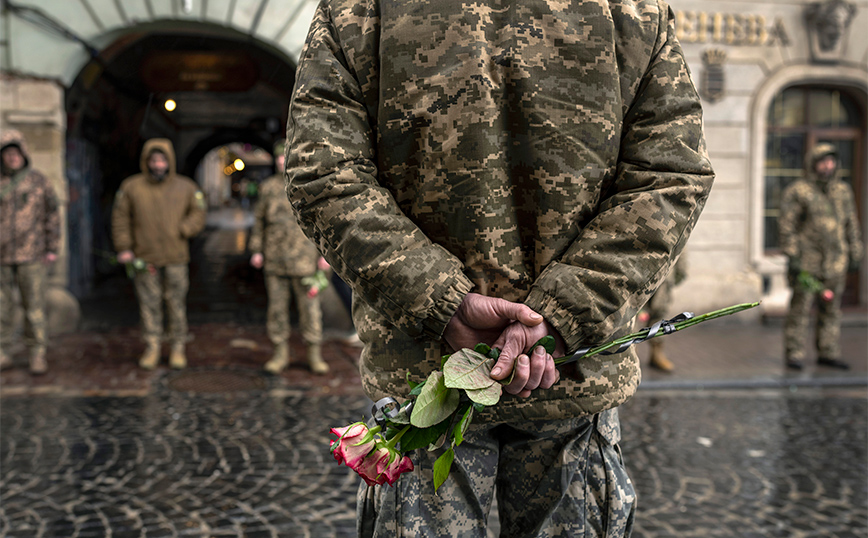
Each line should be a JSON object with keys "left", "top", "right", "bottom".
{"left": 287, "top": 0, "right": 714, "bottom": 422}
{"left": 0, "top": 130, "right": 61, "bottom": 265}
{"left": 779, "top": 143, "right": 863, "bottom": 282}
{"left": 111, "top": 139, "right": 206, "bottom": 266}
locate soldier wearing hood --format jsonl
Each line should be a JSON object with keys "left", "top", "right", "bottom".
{"left": 0, "top": 130, "right": 60, "bottom": 374}
{"left": 112, "top": 139, "right": 206, "bottom": 370}
{"left": 780, "top": 143, "right": 863, "bottom": 370}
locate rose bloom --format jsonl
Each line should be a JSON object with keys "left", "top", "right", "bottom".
{"left": 821, "top": 289, "right": 835, "bottom": 302}
{"left": 330, "top": 422, "right": 376, "bottom": 469}
{"left": 356, "top": 445, "right": 414, "bottom": 487}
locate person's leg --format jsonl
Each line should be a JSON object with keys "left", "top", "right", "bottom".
{"left": 264, "top": 273, "right": 291, "bottom": 373}
{"left": 164, "top": 264, "right": 190, "bottom": 369}
{"left": 0, "top": 265, "right": 17, "bottom": 368}
{"left": 816, "top": 277, "right": 847, "bottom": 368}
{"left": 133, "top": 268, "right": 163, "bottom": 369}
{"left": 357, "top": 422, "right": 499, "bottom": 538}
{"left": 292, "top": 276, "right": 327, "bottom": 374}
{"left": 496, "top": 410, "right": 635, "bottom": 538}
{"left": 17, "top": 262, "right": 48, "bottom": 373}
{"left": 784, "top": 285, "right": 814, "bottom": 368}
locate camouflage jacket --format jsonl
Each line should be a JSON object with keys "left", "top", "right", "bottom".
{"left": 287, "top": 0, "right": 714, "bottom": 422}
{"left": 1, "top": 131, "right": 61, "bottom": 265}
{"left": 779, "top": 177, "right": 862, "bottom": 282}
{"left": 112, "top": 139, "right": 206, "bottom": 267}
{"left": 249, "top": 174, "right": 320, "bottom": 276}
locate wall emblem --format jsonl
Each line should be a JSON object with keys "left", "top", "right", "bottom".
{"left": 701, "top": 49, "right": 727, "bottom": 103}
{"left": 805, "top": 0, "right": 857, "bottom": 63}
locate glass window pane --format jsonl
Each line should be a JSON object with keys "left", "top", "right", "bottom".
{"left": 764, "top": 133, "right": 805, "bottom": 251}
{"left": 808, "top": 89, "right": 858, "bottom": 128}
{"left": 768, "top": 88, "right": 805, "bottom": 127}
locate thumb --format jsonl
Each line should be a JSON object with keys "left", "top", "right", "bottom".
{"left": 490, "top": 299, "right": 543, "bottom": 327}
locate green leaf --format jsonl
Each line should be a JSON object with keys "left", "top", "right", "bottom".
{"left": 464, "top": 383, "right": 502, "bottom": 406}
{"left": 473, "top": 343, "right": 492, "bottom": 355}
{"left": 452, "top": 405, "right": 474, "bottom": 447}
{"left": 410, "top": 371, "right": 460, "bottom": 428}
{"left": 399, "top": 419, "right": 451, "bottom": 452}
{"left": 534, "top": 335, "right": 556, "bottom": 354}
{"left": 406, "top": 372, "right": 419, "bottom": 390}
{"left": 408, "top": 379, "right": 426, "bottom": 398}
{"left": 488, "top": 347, "right": 501, "bottom": 359}
{"left": 443, "top": 349, "right": 497, "bottom": 390}
{"left": 433, "top": 448, "right": 455, "bottom": 493}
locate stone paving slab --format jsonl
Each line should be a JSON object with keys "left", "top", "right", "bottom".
{"left": 1, "top": 386, "right": 865, "bottom": 537}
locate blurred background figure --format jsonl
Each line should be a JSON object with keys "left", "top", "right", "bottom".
{"left": 641, "top": 254, "right": 688, "bottom": 372}
{"left": 112, "top": 139, "right": 206, "bottom": 370}
{"left": 0, "top": 130, "right": 61, "bottom": 374}
{"left": 248, "top": 141, "right": 329, "bottom": 375}
{"left": 780, "top": 143, "right": 863, "bottom": 371}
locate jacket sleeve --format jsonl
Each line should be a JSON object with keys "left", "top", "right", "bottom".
{"left": 523, "top": 6, "right": 715, "bottom": 352}
{"left": 248, "top": 192, "right": 266, "bottom": 254}
{"left": 111, "top": 183, "right": 134, "bottom": 253}
{"left": 286, "top": 3, "right": 472, "bottom": 339}
{"left": 843, "top": 185, "right": 864, "bottom": 264}
{"left": 41, "top": 176, "right": 61, "bottom": 255}
{"left": 778, "top": 185, "right": 802, "bottom": 260}
{"left": 179, "top": 186, "right": 207, "bottom": 239}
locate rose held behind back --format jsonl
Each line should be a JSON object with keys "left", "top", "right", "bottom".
{"left": 330, "top": 422, "right": 376, "bottom": 468}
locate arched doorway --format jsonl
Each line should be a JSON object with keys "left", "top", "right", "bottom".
{"left": 64, "top": 22, "right": 296, "bottom": 296}
{"left": 763, "top": 84, "right": 866, "bottom": 305}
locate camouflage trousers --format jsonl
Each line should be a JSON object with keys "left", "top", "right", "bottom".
{"left": 358, "top": 408, "right": 635, "bottom": 538}
{"left": 264, "top": 273, "right": 322, "bottom": 346}
{"left": 133, "top": 264, "right": 189, "bottom": 347}
{"left": 0, "top": 263, "right": 47, "bottom": 353}
{"left": 785, "top": 277, "right": 845, "bottom": 360}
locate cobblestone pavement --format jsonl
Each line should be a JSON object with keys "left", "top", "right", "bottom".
{"left": 1, "top": 387, "right": 865, "bottom": 537}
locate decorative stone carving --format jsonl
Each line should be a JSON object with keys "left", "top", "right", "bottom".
{"left": 805, "top": 0, "right": 857, "bottom": 63}
{"left": 701, "top": 48, "right": 727, "bottom": 103}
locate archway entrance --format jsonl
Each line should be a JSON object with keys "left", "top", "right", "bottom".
{"left": 64, "top": 22, "right": 295, "bottom": 297}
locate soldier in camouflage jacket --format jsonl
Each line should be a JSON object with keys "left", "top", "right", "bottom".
{"left": 780, "top": 143, "right": 863, "bottom": 370}
{"left": 287, "top": 1, "right": 714, "bottom": 535}
{"left": 0, "top": 130, "right": 60, "bottom": 374}
{"left": 249, "top": 141, "right": 329, "bottom": 374}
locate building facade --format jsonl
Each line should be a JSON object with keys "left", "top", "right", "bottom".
{"left": 1, "top": 0, "right": 866, "bottom": 320}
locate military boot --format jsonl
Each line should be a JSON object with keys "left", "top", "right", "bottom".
{"left": 0, "top": 350, "right": 12, "bottom": 371}
{"left": 307, "top": 344, "right": 329, "bottom": 375}
{"left": 169, "top": 344, "right": 187, "bottom": 370}
{"left": 29, "top": 348, "right": 48, "bottom": 375}
{"left": 139, "top": 341, "right": 161, "bottom": 370}
{"left": 264, "top": 342, "right": 290, "bottom": 374}
{"left": 649, "top": 340, "right": 674, "bottom": 372}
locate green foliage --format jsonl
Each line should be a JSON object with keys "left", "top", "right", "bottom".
{"left": 410, "top": 371, "right": 460, "bottom": 428}
{"left": 433, "top": 448, "right": 455, "bottom": 493}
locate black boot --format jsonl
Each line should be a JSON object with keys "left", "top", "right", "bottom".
{"left": 817, "top": 357, "right": 850, "bottom": 370}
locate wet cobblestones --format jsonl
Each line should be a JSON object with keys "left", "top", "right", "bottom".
{"left": 2, "top": 387, "right": 865, "bottom": 537}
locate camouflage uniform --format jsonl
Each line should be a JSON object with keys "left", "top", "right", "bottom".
{"left": 780, "top": 144, "right": 863, "bottom": 363}
{"left": 112, "top": 139, "right": 206, "bottom": 353}
{"left": 287, "top": 0, "right": 713, "bottom": 535}
{"left": 249, "top": 171, "right": 323, "bottom": 351}
{"left": 0, "top": 130, "right": 60, "bottom": 367}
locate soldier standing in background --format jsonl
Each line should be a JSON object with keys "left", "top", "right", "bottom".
{"left": 780, "top": 143, "right": 863, "bottom": 370}
{"left": 643, "top": 254, "right": 688, "bottom": 372}
{"left": 112, "top": 139, "right": 206, "bottom": 370}
{"left": 0, "top": 130, "right": 60, "bottom": 374}
{"left": 249, "top": 141, "right": 329, "bottom": 375}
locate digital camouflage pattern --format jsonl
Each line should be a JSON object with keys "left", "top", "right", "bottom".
{"left": 112, "top": 139, "right": 206, "bottom": 267}
{"left": 780, "top": 143, "right": 863, "bottom": 361}
{"left": 779, "top": 143, "right": 863, "bottom": 282}
{"left": 644, "top": 253, "right": 688, "bottom": 320}
{"left": 133, "top": 264, "right": 189, "bottom": 347}
{"left": 358, "top": 409, "right": 634, "bottom": 538}
{"left": 264, "top": 273, "right": 323, "bottom": 346}
{"left": 249, "top": 174, "right": 320, "bottom": 277}
{"left": 286, "top": 0, "right": 713, "bottom": 424}
{"left": 0, "top": 130, "right": 61, "bottom": 266}
{"left": 0, "top": 263, "right": 47, "bottom": 354}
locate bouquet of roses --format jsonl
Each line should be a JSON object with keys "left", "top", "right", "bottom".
{"left": 302, "top": 269, "right": 330, "bottom": 298}
{"left": 330, "top": 302, "right": 759, "bottom": 490}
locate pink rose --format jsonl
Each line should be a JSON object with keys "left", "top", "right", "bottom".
{"left": 821, "top": 289, "right": 835, "bottom": 302}
{"left": 381, "top": 452, "right": 414, "bottom": 486}
{"left": 356, "top": 446, "right": 392, "bottom": 486}
{"left": 307, "top": 287, "right": 319, "bottom": 298}
{"left": 330, "top": 422, "right": 376, "bottom": 469}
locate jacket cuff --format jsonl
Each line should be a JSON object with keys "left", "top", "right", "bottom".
{"left": 420, "top": 274, "right": 473, "bottom": 340}
{"left": 524, "top": 287, "right": 588, "bottom": 353}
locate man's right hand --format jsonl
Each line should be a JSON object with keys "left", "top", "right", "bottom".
{"left": 250, "top": 253, "right": 264, "bottom": 269}
{"left": 117, "top": 250, "right": 135, "bottom": 264}
{"left": 443, "top": 292, "right": 544, "bottom": 353}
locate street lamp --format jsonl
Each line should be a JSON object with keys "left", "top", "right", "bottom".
{"left": 233, "top": 158, "right": 245, "bottom": 171}
{"left": 164, "top": 99, "right": 177, "bottom": 112}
